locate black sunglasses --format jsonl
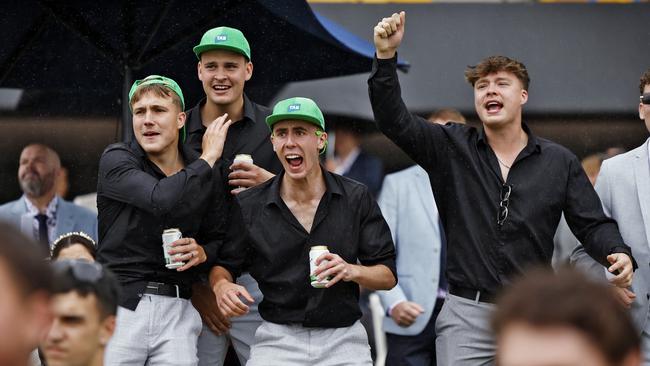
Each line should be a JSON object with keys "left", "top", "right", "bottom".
{"left": 497, "top": 184, "right": 512, "bottom": 226}
{"left": 52, "top": 259, "right": 104, "bottom": 283}
{"left": 641, "top": 93, "right": 650, "bottom": 105}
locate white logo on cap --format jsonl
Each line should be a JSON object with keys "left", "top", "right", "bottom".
{"left": 215, "top": 35, "right": 227, "bottom": 42}
{"left": 288, "top": 104, "right": 301, "bottom": 112}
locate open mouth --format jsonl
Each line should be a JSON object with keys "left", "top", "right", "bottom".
{"left": 143, "top": 131, "right": 160, "bottom": 138}
{"left": 285, "top": 154, "right": 303, "bottom": 168}
{"left": 485, "top": 100, "right": 503, "bottom": 114}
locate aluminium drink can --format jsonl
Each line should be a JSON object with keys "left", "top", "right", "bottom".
{"left": 309, "top": 245, "right": 331, "bottom": 288}
{"left": 162, "top": 228, "right": 184, "bottom": 269}
{"left": 234, "top": 154, "right": 254, "bottom": 165}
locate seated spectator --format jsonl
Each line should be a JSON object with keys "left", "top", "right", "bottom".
{"left": 492, "top": 268, "right": 641, "bottom": 366}
{"left": 51, "top": 232, "right": 96, "bottom": 262}
{"left": 42, "top": 259, "right": 118, "bottom": 366}
{"left": 0, "top": 222, "right": 53, "bottom": 366}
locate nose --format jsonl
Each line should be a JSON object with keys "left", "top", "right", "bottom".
{"left": 213, "top": 67, "right": 226, "bottom": 81}
{"left": 285, "top": 132, "right": 297, "bottom": 147}
{"left": 47, "top": 320, "right": 64, "bottom": 342}
{"left": 486, "top": 82, "right": 497, "bottom": 95}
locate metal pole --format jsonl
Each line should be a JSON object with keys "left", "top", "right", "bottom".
{"left": 121, "top": 66, "right": 133, "bottom": 142}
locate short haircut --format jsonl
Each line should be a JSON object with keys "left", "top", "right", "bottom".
{"left": 52, "top": 261, "right": 119, "bottom": 319}
{"left": 0, "top": 221, "right": 52, "bottom": 297}
{"left": 465, "top": 56, "right": 530, "bottom": 91}
{"left": 129, "top": 84, "right": 183, "bottom": 111}
{"left": 492, "top": 268, "right": 640, "bottom": 365}
{"left": 640, "top": 68, "right": 650, "bottom": 94}
{"left": 427, "top": 108, "right": 466, "bottom": 124}
{"left": 51, "top": 232, "right": 97, "bottom": 260}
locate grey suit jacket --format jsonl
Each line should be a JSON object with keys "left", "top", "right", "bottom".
{"left": 0, "top": 196, "right": 98, "bottom": 247}
{"left": 377, "top": 165, "right": 443, "bottom": 336}
{"left": 571, "top": 139, "right": 650, "bottom": 331}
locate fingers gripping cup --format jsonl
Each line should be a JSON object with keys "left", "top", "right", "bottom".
{"left": 310, "top": 246, "right": 332, "bottom": 288}
{"left": 162, "top": 228, "right": 185, "bottom": 269}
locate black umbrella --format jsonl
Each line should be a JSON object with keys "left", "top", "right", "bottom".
{"left": 1, "top": 0, "right": 408, "bottom": 140}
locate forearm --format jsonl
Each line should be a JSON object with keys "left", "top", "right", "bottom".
{"left": 209, "top": 266, "right": 235, "bottom": 289}
{"left": 350, "top": 264, "right": 396, "bottom": 291}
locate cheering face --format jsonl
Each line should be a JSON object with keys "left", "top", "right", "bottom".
{"left": 43, "top": 292, "right": 114, "bottom": 366}
{"left": 131, "top": 92, "right": 185, "bottom": 157}
{"left": 473, "top": 71, "right": 528, "bottom": 129}
{"left": 18, "top": 145, "right": 58, "bottom": 198}
{"left": 198, "top": 49, "right": 252, "bottom": 109}
{"left": 640, "top": 85, "right": 650, "bottom": 133}
{"left": 271, "top": 120, "right": 327, "bottom": 181}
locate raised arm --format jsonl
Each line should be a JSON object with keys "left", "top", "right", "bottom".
{"left": 369, "top": 11, "right": 445, "bottom": 172}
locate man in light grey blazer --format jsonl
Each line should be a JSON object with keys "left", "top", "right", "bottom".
{"left": 572, "top": 68, "right": 650, "bottom": 363}
{"left": 377, "top": 110, "right": 463, "bottom": 365}
{"left": 378, "top": 164, "right": 446, "bottom": 365}
{"left": 0, "top": 144, "right": 97, "bottom": 256}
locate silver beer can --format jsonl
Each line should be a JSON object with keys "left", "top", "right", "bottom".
{"left": 234, "top": 154, "right": 254, "bottom": 165}
{"left": 162, "top": 228, "right": 184, "bottom": 269}
{"left": 309, "top": 245, "right": 331, "bottom": 288}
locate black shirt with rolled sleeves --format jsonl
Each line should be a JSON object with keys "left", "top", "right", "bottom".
{"left": 96, "top": 140, "right": 227, "bottom": 310}
{"left": 368, "top": 55, "right": 635, "bottom": 294}
{"left": 184, "top": 94, "right": 283, "bottom": 176}
{"left": 215, "top": 169, "right": 397, "bottom": 328}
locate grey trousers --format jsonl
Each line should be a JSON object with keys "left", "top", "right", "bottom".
{"left": 197, "top": 274, "right": 263, "bottom": 366}
{"left": 247, "top": 320, "right": 372, "bottom": 366}
{"left": 435, "top": 294, "right": 496, "bottom": 366}
{"left": 105, "top": 294, "right": 202, "bottom": 366}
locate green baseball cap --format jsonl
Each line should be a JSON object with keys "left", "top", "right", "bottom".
{"left": 128, "top": 75, "right": 185, "bottom": 111}
{"left": 193, "top": 26, "right": 251, "bottom": 61}
{"left": 128, "top": 75, "right": 186, "bottom": 141}
{"left": 266, "top": 97, "right": 325, "bottom": 131}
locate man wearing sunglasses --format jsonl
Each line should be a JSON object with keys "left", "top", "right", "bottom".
{"left": 572, "top": 68, "right": 650, "bottom": 363}
{"left": 42, "top": 260, "right": 119, "bottom": 366}
{"left": 369, "top": 11, "right": 636, "bottom": 365}
{"left": 97, "top": 75, "right": 232, "bottom": 364}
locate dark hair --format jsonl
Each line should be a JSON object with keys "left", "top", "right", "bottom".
{"left": 492, "top": 268, "right": 640, "bottom": 365}
{"left": 0, "top": 221, "right": 52, "bottom": 297}
{"left": 465, "top": 56, "right": 530, "bottom": 91}
{"left": 51, "top": 232, "right": 97, "bottom": 260}
{"left": 52, "top": 260, "right": 119, "bottom": 319}
{"left": 639, "top": 68, "right": 650, "bottom": 95}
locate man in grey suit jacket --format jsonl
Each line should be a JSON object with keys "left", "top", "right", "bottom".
{"left": 0, "top": 144, "right": 97, "bottom": 256}
{"left": 378, "top": 165, "right": 447, "bottom": 365}
{"left": 572, "top": 68, "right": 650, "bottom": 363}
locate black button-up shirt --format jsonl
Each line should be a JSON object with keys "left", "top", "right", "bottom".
{"left": 368, "top": 56, "right": 635, "bottom": 293}
{"left": 184, "top": 95, "right": 282, "bottom": 176}
{"left": 97, "top": 140, "right": 226, "bottom": 310}
{"left": 216, "top": 169, "right": 397, "bottom": 328}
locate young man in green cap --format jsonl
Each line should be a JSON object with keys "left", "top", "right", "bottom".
{"left": 209, "top": 97, "right": 397, "bottom": 366}
{"left": 187, "top": 26, "right": 282, "bottom": 366}
{"left": 97, "top": 75, "right": 232, "bottom": 365}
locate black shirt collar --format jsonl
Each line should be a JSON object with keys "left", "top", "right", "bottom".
{"left": 187, "top": 94, "right": 256, "bottom": 134}
{"left": 477, "top": 122, "right": 541, "bottom": 154}
{"left": 265, "top": 167, "right": 344, "bottom": 207}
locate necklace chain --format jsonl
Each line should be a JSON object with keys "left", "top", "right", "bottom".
{"left": 496, "top": 156, "right": 512, "bottom": 169}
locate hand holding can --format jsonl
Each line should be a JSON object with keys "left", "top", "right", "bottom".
{"left": 310, "top": 246, "right": 332, "bottom": 288}
{"left": 162, "top": 228, "right": 185, "bottom": 269}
